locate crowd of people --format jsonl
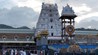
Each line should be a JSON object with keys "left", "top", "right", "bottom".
{"left": 2, "top": 49, "right": 37, "bottom": 55}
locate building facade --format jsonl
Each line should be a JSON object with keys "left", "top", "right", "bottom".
{"left": 36, "top": 3, "right": 61, "bottom": 37}
{"left": 35, "top": 3, "right": 98, "bottom": 45}
{"left": 0, "top": 29, "right": 37, "bottom": 54}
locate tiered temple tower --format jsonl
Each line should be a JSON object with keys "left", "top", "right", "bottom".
{"left": 36, "top": 3, "right": 61, "bottom": 37}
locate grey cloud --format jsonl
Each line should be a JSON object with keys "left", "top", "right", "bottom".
{"left": 1, "top": 0, "right": 97, "bottom": 12}
{"left": 0, "top": 0, "right": 17, "bottom": 9}
{"left": 68, "top": 0, "right": 98, "bottom": 11}
{"left": 38, "top": 0, "right": 98, "bottom": 12}
{"left": 0, "top": 0, "right": 98, "bottom": 29}
{"left": 0, "top": 6, "right": 39, "bottom": 28}
{"left": 76, "top": 17, "right": 98, "bottom": 29}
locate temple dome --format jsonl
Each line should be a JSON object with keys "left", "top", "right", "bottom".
{"left": 61, "top": 4, "right": 76, "bottom": 16}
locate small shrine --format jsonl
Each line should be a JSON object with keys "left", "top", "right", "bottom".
{"left": 59, "top": 4, "right": 77, "bottom": 43}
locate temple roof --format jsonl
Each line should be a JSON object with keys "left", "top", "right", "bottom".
{"left": 61, "top": 4, "right": 76, "bottom": 16}
{"left": 42, "top": 2, "right": 57, "bottom": 9}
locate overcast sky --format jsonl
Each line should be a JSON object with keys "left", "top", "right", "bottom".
{"left": 0, "top": 0, "right": 98, "bottom": 29}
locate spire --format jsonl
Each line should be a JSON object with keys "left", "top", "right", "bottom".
{"left": 67, "top": 4, "right": 70, "bottom": 7}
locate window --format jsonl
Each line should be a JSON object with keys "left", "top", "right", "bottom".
{"left": 50, "top": 19, "right": 53, "bottom": 22}
{"left": 2, "top": 35, "right": 6, "bottom": 40}
{"left": 26, "top": 36, "right": 30, "bottom": 41}
{"left": 50, "top": 10, "right": 52, "bottom": 12}
{"left": 14, "top": 35, "right": 18, "bottom": 41}
{"left": 3, "top": 37, "right": 6, "bottom": 40}
{"left": 15, "top": 37, "right": 17, "bottom": 41}
{"left": 51, "top": 26, "right": 53, "bottom": 29}
{"left": 51, "top": 33, "right": 53, "bottom": 36}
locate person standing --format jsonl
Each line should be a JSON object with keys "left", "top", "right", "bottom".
{"left": 6, "top": 50, "right": 10, "bottom": 55}
{"left": 11, "top": 49, "right": 14, "bottom": 55}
